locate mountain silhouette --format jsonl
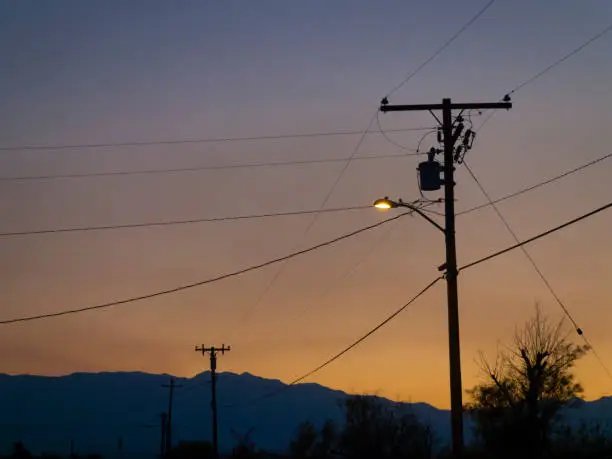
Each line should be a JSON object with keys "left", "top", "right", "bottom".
{"left": 0, "top": 371, "right": 609, "bottom": 457}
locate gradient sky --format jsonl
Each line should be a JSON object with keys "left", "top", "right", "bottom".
{"left": 1, "top": 0, "right": 611, "bottom": 409}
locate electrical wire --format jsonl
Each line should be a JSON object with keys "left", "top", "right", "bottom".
{"left": 375, "top": 112, "right": 426, "bottom": 152}
{"left": 506, "top": 22, "right": 612, "bottom": 98}
{"left": 291, "top": 200, "right": 438, "bottom": 322}
{"left": 457, "top": 152, "right": 612, "bottom": 216}
{"left": 224, "top": 199, "right": 612, "bottom": 408}
{"left": 463, "top": 160, "right": 612, "bottom": 382}
{"left": 173, "top": 378, "right": 211, "bottom": 397}
{"left": 384, "top": 0, "right": 497, "bottom": 98}
{"left": 0, "top": 2, "right": 497, "bottom": 155}
{"left": 476, "top": 21, "right": 612, "bottom": 132}
{"left": 290, "top": 221, "right": 397, "bottom": 321}
{"left": 459, "top": 21, "right": 612, "bottom": 380}
{"left": 464, "top": 161, "right": 579, "bottom": 328}
{"left": 214, "top": 16, "right": 612, "bottom": 403}
{"left": 0, "top": 0, "right": 497, "bottom": 335}
{"left": 226, "top": 114, "right": 379, "bottom": 329}
{"left": 0, "top": 205, "right": 371, "bottom": 237}
{"left": 4, "top": 151, "right": 608, "bottom": 238}
{"left": 0, "top": 212, "right": 411, "bottom": 325}
{"left": 0, "top": 152, "right": 421, "bottom": 182}
{"left": 459, "top": 201, "right": 612, "bottom": 272}
{"left": 227, "top": 31, "right": 454, "bottom": 329}
{"left": 227, "top": 112, "right": 381, "bottom": 338}
{"left": 222, "top": 276, "right": 444, "bottom": 409}
{"left": 0, "top": 127, "right": 433, "bottom": 153}
{"left": 276, "top": 0, "right": 498, "bottom": 328}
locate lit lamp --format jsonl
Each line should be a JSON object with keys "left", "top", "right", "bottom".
{"left": 372, "top": 196, "right": 444, "bottom": 233}
{"left": 373, "top": 197, "right": 396, "bottom": 210}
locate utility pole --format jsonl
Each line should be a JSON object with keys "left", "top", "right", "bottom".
{"left": 195, "top": 344, "right": 231, "bottom": 459}
{"left": 380, "top": 97, "right": 512, "bottom": 458}
{"left": 159, "top": 412, "right": 167, "bottom": 459}
{"left": 162, "top": 377, "right": 182, "bottom": 456}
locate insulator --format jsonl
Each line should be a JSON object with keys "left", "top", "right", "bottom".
{"left": 454, "top": 146, "right": 464, "bottom": 163}
{"left": 463, "top": 129, "right": 473, "bottom": 147}
{"left": 452, "top": 123, "right": 464, "bottom": 145}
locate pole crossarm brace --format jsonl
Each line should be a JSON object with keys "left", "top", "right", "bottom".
{"left": 380, "top": 102, "right": 512, "bottom": 112}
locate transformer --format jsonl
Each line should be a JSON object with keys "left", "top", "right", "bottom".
{"left": 417, "top": 159, "right": 443, "bottom": 191}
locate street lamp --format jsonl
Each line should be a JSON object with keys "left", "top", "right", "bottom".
{"left": 373, "top": 197, "right": 395, "bottom": 210}
{"left": 373, "top": 194, "right": 463, "bottom": 456}
{"left": 373, "top": 197, "right": 445, "bottom": 233}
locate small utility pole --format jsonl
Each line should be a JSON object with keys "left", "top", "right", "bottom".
{"left": 195, "top": 344, "right": 231, "bottom": 459}
{"left": 162, "top": 377, "right": 182, "bottom": 456}
{"left": 380, "top": 97, "right": 511, "bottom": 458}
{"left": 159, "top": 412, "right": 167, "bottom": 459}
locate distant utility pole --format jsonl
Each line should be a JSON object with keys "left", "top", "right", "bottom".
{"left": 195, "top": 344, "right": 231, "bottom": 459}
{"left": 162, "top": 377, "right": 182, "bottom": 456}
{"left": 380, "top": 97, "right": 512, "bottom": 458}
{"left": 159, "top": 412, "right": 167, "bottom": 459}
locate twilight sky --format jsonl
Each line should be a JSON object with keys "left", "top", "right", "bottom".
{"left": 1, "top": 0, "right": 611, "bottom": 409}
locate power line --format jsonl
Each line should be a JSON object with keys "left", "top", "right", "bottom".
{"left": 0, "top": 127, "right": 432, "bottom": 153}
{"left": 0, "top": 205, "right": 370, "bottom": 237}
{"left": 464, "top": 162, "right": 579, "bottom": 325}
{"left": 0, "top": 0, "right": 498, "bottom": 336}
{"left": 376, "top": 111, "right": 437, "bottom": 153}
{"left": 224, "top": 149, "right": 610, "bottom": 339}
{"left": 291, "top": 200, "right": 438, "bottom": 322}
{"left": 457, "top": 152, "right": 612, "bottom": 216}
{"left": 463, "top": 160, "right": 612, "bottom": 383}
{"left": 223, "top": 276, "right": 444, "bottom": 408}
{"left": 459, "top": 22, "right": 612, "bottom": 382}
{"left": 476, "top": 21, "right": 612, "bottom": 132}
{"left": 0, "top": 212, "right": 410, "bottom": 325}
{"left": 287, "top": 277, "right": 442, "bottom": 386}
{"left": 0, "top": 152, "right": 420, "bottom": 182}
{"left": 235, "top": 0, "right": 499, "bottom": 331}
{"left": 579, "top": 335, "right": 612, "bottom": 384}
{"left": 3, "top": 151, "right": 608, "bottom": 238}
{"left": 215, "top": 17, "right": 612, "bottom": 408}
{"left": 507, "top": 22, "right": 612, "bottom": 97}
{"left": 225, "top": 199, "right": 612, "bottom": 408}
{"left": 384, "top": 0, "right": 496, "bottom": 98}
{"left": 228, "top": 112, "right": 380, "bottom": 337}
{"left": 174, "top": 379, "right": 211, "bottom": 396}
{"left": 459, "top": 201, "right": 612, "bottom": 272}
{"left": 221, "top": 114, "right": 377, "bottom": 334}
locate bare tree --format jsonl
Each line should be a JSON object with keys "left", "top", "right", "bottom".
{"left": 339, "top": 396, "right": 432, "bottom": 459}
{"left": 466, "top": 305, "right": 588, "bottom": 458}
{"left": 290, "top": 422, "right": 318, "bottom": 459}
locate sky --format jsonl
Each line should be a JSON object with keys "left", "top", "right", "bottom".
{"left": 1, "top": 0, "right": 611, "bottom": 410}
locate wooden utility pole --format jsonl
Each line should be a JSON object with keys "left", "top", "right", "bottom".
{"left": 159, "top": 412, "right": 167, "bottom": 459}
{"left": 195, "top": 344, "right": 231, "bottom": 459}
{"left": 162, "top": 377, "right": 182, "bottom": 456}
{"left": 380, "top": 97, "right": 512, "bottom": 458}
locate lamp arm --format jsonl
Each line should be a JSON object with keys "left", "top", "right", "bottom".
{"left": 398, "top": 201, "right": 445, "bottom": 233}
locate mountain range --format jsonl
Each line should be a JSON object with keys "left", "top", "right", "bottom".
{"left": 1, "top": 371, "right": 610, "bottom": 457}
